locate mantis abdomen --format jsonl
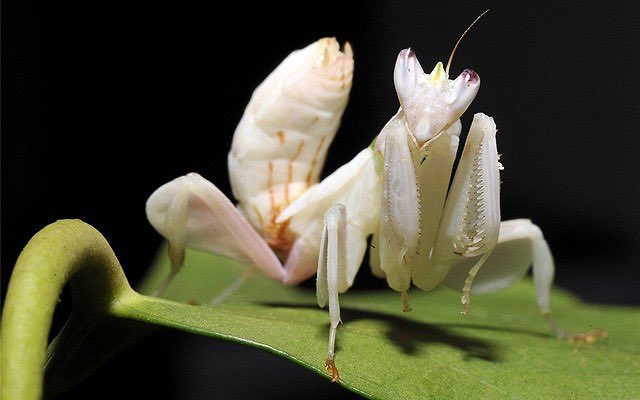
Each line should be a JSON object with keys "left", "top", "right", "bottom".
{"left": 227, "top": 38, "right": 353, "bottom": 256}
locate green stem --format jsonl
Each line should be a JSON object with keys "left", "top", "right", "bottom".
{"left": 1, "top": 220, "right": 135, "bottom": 400}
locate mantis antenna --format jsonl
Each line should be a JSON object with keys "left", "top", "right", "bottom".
{"left": 445, "top": 9, "right": 490, "bottom": 75}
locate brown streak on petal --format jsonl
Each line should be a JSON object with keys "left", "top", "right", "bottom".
{"left": 286, "top": 140, "right": 305, "bottom": 204}
{"left": 265, "top": 161, "right": 295, "bottom": 258}
{"left": 277, "top": 131, "right": 286, "bottom": 145}
{"left": 268, "top": 162, "right": 275, "bottom": 217}
{"left": 306, "top": 136, "right": 326, "bottom": 185}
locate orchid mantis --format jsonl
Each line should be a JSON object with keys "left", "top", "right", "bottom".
{"left": 146, "top": 36, "right": 603, "bottom": 383}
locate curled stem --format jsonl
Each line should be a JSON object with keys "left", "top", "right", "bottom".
{"left": 0, "top": 220, "right": 135, "bottom": 400}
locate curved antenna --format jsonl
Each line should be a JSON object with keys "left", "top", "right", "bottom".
{"left": 446, "top": 9, "right": 490, "bottom": 75}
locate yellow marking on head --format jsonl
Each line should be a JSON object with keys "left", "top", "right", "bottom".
{"left": 429, "top": 62, "right": 447, "bottom": 82}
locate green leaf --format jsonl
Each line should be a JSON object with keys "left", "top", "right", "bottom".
{"left": 133, "top": 246, "right": 640, "bottom": 399}
{"left": 3, "top": 220, "right": 639, "bottom": 399}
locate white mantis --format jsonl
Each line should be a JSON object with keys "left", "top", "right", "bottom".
{"left": 146, "top": 33, "right": 603, "bottom": 383}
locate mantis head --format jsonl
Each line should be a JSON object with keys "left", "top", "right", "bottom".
{"left": 393, "top": 48, "right": 480, "bottom": 144}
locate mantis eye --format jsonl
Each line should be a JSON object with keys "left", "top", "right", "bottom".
{"left": 446, "top": 68, "right": 481, "bottom": 116}
{"left": 394, "top": 48, "right": 424, "bottom": 102}
{"left": 462, "top": 68, "right": 480, "bottom": 82}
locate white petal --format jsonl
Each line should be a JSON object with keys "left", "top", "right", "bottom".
{"left": 146, "top": 173, "right": 286, "bottom": 282}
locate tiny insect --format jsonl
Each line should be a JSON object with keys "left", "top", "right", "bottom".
{"left": 146, "top": 19, "right": 604, "bottom": 382}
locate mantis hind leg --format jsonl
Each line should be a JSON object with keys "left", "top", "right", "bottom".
{"left": 146, "top": 173, "right": 287, "bottom": 297}
{"left": 316, "top": 204, "right": 348, "bottom": 382}
{"left": 441, "top": 219, "right": 606, "bottom": 341}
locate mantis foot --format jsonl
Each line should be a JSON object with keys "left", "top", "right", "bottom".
{"left": 325, "top": 358, "right": 341, "bottom": 382}
{"left": 568, "top": 329, "right": 608, "bottom": 343}
{"left": 543, "top": 313, "right": 607, "bottom": 342}
{"left": 401, "top": 291, "right": 412, "bottom": 312}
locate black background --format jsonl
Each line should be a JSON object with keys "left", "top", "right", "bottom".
{"left": 3, "top": 1, "right": 639, "bottom": 399}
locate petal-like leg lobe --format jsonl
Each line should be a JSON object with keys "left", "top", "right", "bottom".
{"left": 283, "top": 219, "right": 323, "bottom": 285}
{"left": 146, "top": 173, "right": 286, "bottom": 283}
{"left": 442, "top": 219, "right": 552, "bottom": 312}
{"left": 280, "top": 146, "right": 381, "bottom": 286}
{"left": 441, "top": 219, "right": 606, "bottom": 340}
{"left": 441, "top": 219, "right": 536, "bottom": 295}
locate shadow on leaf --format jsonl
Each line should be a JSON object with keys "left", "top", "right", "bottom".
{"left": 260, "top": 302, "right": 537, "bottom": 362}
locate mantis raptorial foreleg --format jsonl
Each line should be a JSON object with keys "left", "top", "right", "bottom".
{"left": 408, "top": 122, "right": 460, "bottom": 289}
{"left": 428, "top": 113, "right": 502, "bottom": 312}
{"left": 316, "top": 204, "right": 348, "bottom": 382}
{"left": 378, "top": 112, "right": 420, "bottom": 293}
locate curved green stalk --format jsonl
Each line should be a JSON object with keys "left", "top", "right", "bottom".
{"left": 0, "top": 220, "right": 135, "bottom": 400}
